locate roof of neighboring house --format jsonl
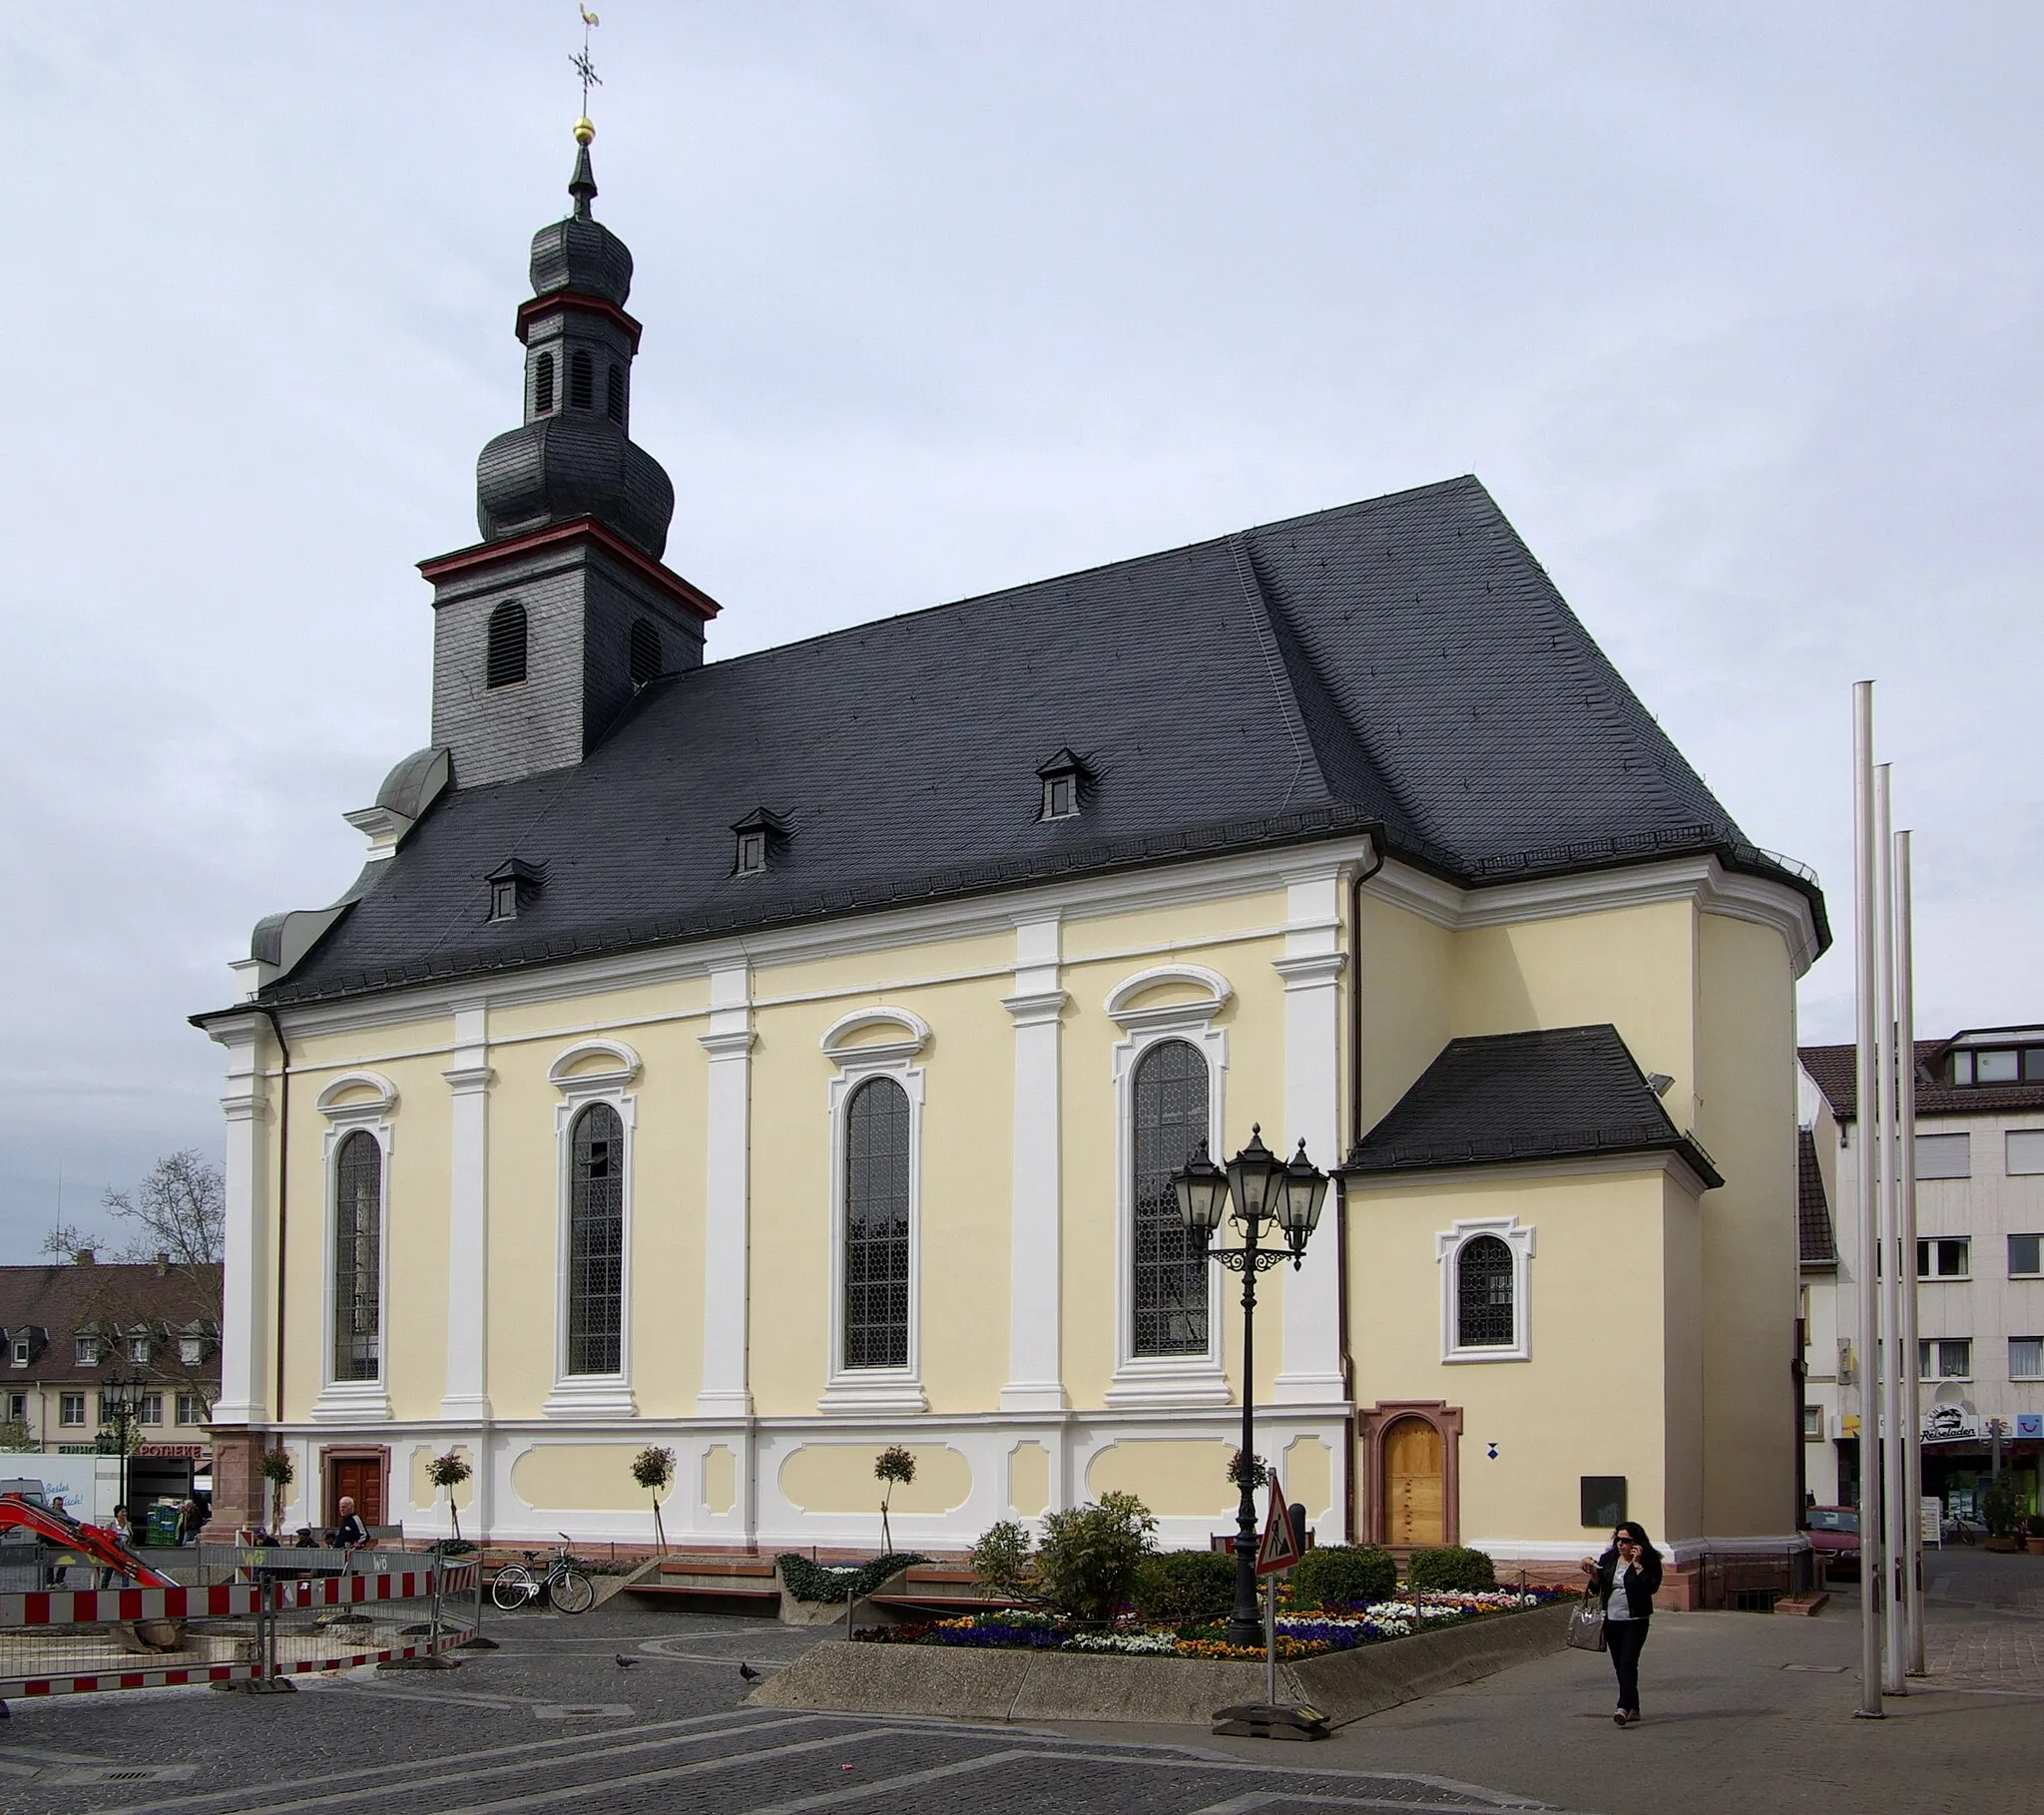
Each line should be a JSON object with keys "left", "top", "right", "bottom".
{"left": 1798, "top": 1038, "right": 2044, "bottom": 1125}
{"left": 233, "top": 475, "right": 1827, "bottom": 1011}
{"left": 0, "top": 1262, "right": 222, "bottom": 1391}
{"left": 1797, "top": 1128, "right": 1836, "bottom": 1268}
{"left": 1339, "top": 1024, "right": 1723, "bottom": 1186}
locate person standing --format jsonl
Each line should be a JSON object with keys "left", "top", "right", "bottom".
{"left": 329, "top": 1496, "right": 367, "bottom": 1549}
{"left": 1580, "top": 1521, "right": 1664, "bottom": 1724}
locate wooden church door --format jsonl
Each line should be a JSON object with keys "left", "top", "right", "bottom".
{"left": 1382, "top": 1416, "right": 1444, "bottom": 1546}
{"left": 324, "top": 1454, "right": 386, "bottom": 1529}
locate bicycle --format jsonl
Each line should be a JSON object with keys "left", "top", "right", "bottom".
{"left": 490, "top": 1536, "right": 596, "bottom": 1613}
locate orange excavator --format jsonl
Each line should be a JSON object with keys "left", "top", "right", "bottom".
{"left": 0, "top": 1492, "right": 178, "bottom": 1589}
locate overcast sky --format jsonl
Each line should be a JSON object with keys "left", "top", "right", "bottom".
{"left": 0, "top": 4, "right": 2038, "bottom": 1262}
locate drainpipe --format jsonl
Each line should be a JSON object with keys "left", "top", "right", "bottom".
{"left": 1341, "top": 835, "right": 1386, "bottom": 1546}
{"left": 259, "top": 1008, "right": 292, "bottom": 1437}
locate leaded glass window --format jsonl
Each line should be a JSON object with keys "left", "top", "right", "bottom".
{"left": 1131, "top": 1039, "right": 1210, "bottom": 1357}
{"left": 332, "top": 1130, "right": 382, "bottom": 1382}
{"left": 843, "top": 1077, "right": 910, "bottom": 1370}
{"left": 1456, "top": 1234, "right": 1514, "bottom": 1348}
{"left": 568, "top": 1103, "right": 624, "bottom": 1375}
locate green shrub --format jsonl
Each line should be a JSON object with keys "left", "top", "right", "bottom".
{"left": 970, "top": 1520, "right": 1036, "bottom": 1601}
{"left": 1405, "top": 1546, "right": 1496, "bottom": 1591}
{"left": 1981, "top": 1473, "right": 2026, "bottom": 1541}
{"left": 776, "top": 1552, "right": 926, "bottom": 1603}
{"left": 1131, "top": 1549, "right": 1236, "bottom": 1623}
{"left": 1290, "top": 1544, "right": 1398, "bottom": 1609}
{"left": 1035, "top": 1492, "right": 1156, "bottom": 1623}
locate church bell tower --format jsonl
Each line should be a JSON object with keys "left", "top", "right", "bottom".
{"left": 421, "top": 121, "right": 719, "bottom": 789}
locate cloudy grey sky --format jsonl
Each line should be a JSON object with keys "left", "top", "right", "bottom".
{"left": 1, "top": 4, "right": 2038, "bottom": 1262}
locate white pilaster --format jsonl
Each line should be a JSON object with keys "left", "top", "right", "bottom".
{"left": 440, "top": 1002, "right": 494, "bottom": 1422}
{"left": 1273, "top": 866, "right": 1350, "bottom": 1406}
{"left": 697, "top": 962, "right": 756, "bottom": 1417}
{"left": 210, "top": 1013, "right": 271, "bottom": 1427}
{"left": 1001, "top": 914, "right": 1069, "bottom": 1412}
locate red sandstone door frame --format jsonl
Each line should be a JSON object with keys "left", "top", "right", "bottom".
{"left": 320, "top": 1445, "right": 390, "bottom": 1530}
{"left": 1356, "top": 1401, "right": 1464, "bottom": 1548}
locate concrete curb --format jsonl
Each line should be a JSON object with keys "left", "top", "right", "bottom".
{"left": 747, "top": 1598, "right": 1574, "bottom": 1728}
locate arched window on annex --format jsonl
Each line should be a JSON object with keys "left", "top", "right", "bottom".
{"left": 1436, "top": 1217, "right": 1535, "bottom": 1363}
{"left": 542, "top": 1040, "right": 641, "bottom": 1419}
{"left": 1104, "top": 965, "right": 1231, "bottom": 1408}
{"left": 310, "top": 1072, "right": 398, "bottom": 1423}
{"left": 486, "top": 600, "right": 529, "bottom": 689}
{"left": 818, "top": 1007, "right": 929, "bottom": 1414}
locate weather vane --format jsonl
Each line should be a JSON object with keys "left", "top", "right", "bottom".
{"left": 572, "top": 5, "right": 602, "bottom": 140}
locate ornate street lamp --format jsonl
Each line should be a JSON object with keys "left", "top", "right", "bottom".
{"left": 96, "top": 1370, "right": 143, "bottom": 1519}
{"left": 1173, "top": 1125, "right": 1328, "bottom": 1648}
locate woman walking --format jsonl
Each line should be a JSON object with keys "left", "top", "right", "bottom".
{"left": 1581, "top": 1521, "right": 1664, "bottom": 1724}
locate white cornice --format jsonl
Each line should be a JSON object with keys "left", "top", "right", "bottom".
{"left": 1368, "top": 853, "right": 1820, "bottom": 979}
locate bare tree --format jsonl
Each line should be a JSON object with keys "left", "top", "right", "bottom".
{"left": 41, "top": 1219, "right": 106, "bottom": 1261}
{"left": 102, "top": 1149, "right": 224, "bottom": 1270}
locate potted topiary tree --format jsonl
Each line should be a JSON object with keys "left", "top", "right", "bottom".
{"left": 427, "top": 1450, "right": 472, "bottom": 1544}
{"left": 1981, "top": 1473, "right": 2025, "bottom": 1553}
{"left": 874, "top": 1446, "right": 915, "bottom": 1556}
{"left": 258, "top": 1448, "right": 294, "bottom": 1534}
{"left": 633, "top": 1446, "right": 676, "bottom": 1554}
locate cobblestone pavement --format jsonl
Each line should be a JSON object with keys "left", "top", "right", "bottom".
{"left": 0, "top": 1569, "right": 2039, "bottom": 1815}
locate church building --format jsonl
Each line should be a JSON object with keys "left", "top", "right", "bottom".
{"left": 196, "top": 127, "right": 1828, "bottom": 1595}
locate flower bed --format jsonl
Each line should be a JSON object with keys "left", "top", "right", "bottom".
{"left": 854, "top": 1585, "right": 1571, "bottom": 1660}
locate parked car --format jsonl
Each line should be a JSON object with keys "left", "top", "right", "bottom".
{"left": 1803, "top": 1506, "right": 1860, "bottom": 1575}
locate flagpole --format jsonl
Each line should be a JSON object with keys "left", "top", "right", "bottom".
{"left": 1850, "top": 682, "right": 1884, "bottom": 1717}
{"left": 1875, "top": 764, "right": 1906, "bottom": 1695}
{"left": 1895, "top": 827, "right": 1925, "bottom": 1676}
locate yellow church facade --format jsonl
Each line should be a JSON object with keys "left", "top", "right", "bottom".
{"left": 197, "top": 134, "right": 1825, "bottom": 1592}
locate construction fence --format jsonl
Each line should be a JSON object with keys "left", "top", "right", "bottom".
{"left": 0, "top": 1545, "right": 480, "bottom": 1702}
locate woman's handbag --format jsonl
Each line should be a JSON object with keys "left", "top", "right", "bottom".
{"left": 1566, "top": 1593, "right": 1608, "bottom": 1653}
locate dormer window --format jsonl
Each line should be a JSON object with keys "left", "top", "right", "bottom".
{"left": 1949, "top": 1042, "right": 2044, "bottom": 1086}
{"left": 486, "top": 856, "right": 546, "bottom": 923}
{"left": 180, "top": 1336, "right": 204, "bottom": 1366}
{"left": 731, "top": 807, "right": 789, "bottom": 878}
{"left": 129, "top": 1333, "right": 152, "bottom": 1365}
{"left": 1036, "top": 747, "right": 1089, "bottom": 822}
{"left": 9, "top": 1337, "right": 27, "bottom": 1368}
{"left": 76, "top": 1334, "right": 101, "bottom": 1367}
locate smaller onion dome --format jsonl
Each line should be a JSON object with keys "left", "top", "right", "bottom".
{"left": 528, "top": 142, "right": 633, "bottom": 306}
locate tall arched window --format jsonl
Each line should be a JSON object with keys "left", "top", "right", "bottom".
{"left": 843, "top": 1077, "right": 910, "bottom": 1369}
{"left": 605, "top": 364, "right": 625, "bottom": 424}
{"left": 569, "top": 348, "right": 594, "bottom": 410}
{"left": 567, "top": 1103, "right": 624, "bottom": 1375}
{"left": 628, "top": 617, "right": 661, "bottom": 687}
{"left": 1456, "top": 1235, "right": 1514, "bottom": 1348}
{"left": 532, "top": 350, "right": 556, "bottom": 415}
{"left": 1131, "top": 1039, "right": 1210, "bottom": 1357}
{"left": 332, "top": 1131, "right": 382, "bottom": 1382}
{"left": 486, "top": 601, "right": 528, "bottom": 689}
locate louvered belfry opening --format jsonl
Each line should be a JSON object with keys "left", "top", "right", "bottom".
{"left": 569, "top": 348, "right": 594, "bottom": 411}
{"left": 485, "top": 600, "right": 529, "bottom": 688}
{"left": 532, "top": 351, "right": 555, "bottom": 416}
{"left": 843, "top": 1077, "right": 911, "bottom": 1369}
{"left": 606, "top": 364, "right": 625, "bottom": 424}
{"left": 568, "top": 1102, "right": 624, "bottom": 1375}
{"left": 331, "top": 1130, "right": 382, "bottom": 1382}
{"left": 1456, "top": 1234, "right": 1515, "bottom": 1346}
{"left": 629, "top": 617, "right": 661, "bottom": 687}
{"left": 1131, "top": 1039, "right": 1211, "bottom": 1356}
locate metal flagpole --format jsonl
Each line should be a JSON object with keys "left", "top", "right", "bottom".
{"left": 1874, "top": 764, "right": 1906, "bottom": 1695}
{"left": 1850, "top": 681, "right": 1884, "bottom": 1718}
{"left": 1895, "top": 827, "right": 1926, "bottom": 1677}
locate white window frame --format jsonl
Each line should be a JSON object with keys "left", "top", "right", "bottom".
{"left": 59, "top": 1393, "right": 85, "bottom": 1427}
{"left": 2010, "top": 1233, "right": 2044, "bottom": 1279}
{"left": 9, "top": 1338, "right": 26, "bottom": 1367}
{"left": 1918, "top": 1337, "right": 1972, "bottom": 1382}
{"left": 176, "top": 1392, "right": 208, "bottom": 1426}
{"left": 2009, "top": 1337, "right": 2043, "bottom": 1382}
{"left": 179, "top": 1336, "right": 204, "bottom": 1366}
{"left": 75, "top": 1335, "right": 100, "bottom": 1367}
{"left": 139, "top": 1393, "right": 163, "bottom": 1426}
{"left": 1917, "top": 1236, "right": 1971, "bottom": 1280}
{"left": 543, "top": 1040, "right": 640, "bottom": 1420}
{"left": 2007, "top": 1131, "right": 2044, "bottom": 1176}
{"left": 1915, "top": 1132, "right": 1971, "bottom": 1180}
{"left": 818, "top": 1008, "right": 930, "bottom": 1414}
{"left": 1436, "top": 1216, "right": 1536, "bottom": 1364}
{"left": 1105, "top": 965, "right": 1231, "bottom": 1408}
{"left": 310, "top": 1071, "right": 398, "bottom": 1423}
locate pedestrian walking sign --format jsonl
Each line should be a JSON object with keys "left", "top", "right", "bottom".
{"left": 1256, "top": 1477, "right": 1299, "bottom": 1575}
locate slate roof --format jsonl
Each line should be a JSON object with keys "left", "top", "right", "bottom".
{"left": 241, "top": 475, "right": 1828, "bottom": 1011}
{"left": 1797, "top": 1128, "right": 1836, "bottom": 1268}
{"left": 1339, "top": 1024, "right": 1723, "bottom": 1186}
{"left": 0, "top": 1262, "right": 221, "bottom": 1390}
{"left": 1799, "top": 1037, "right": 2044, "bottom": 1125}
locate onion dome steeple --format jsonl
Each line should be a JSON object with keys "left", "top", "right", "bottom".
{"left": 474, "top": 123, "right": 675, "bottom": 560}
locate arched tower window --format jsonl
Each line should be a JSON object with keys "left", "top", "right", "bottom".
{"left": 567, "top": 1103, "right": 624, "bottom": 1376}
{"left": 605, "top": 364, "right": 625, "bottom": 424}
{"left": 628, "top": 618, "right": 661, "bottom": 687}
{"left": 1131, "top": 1038, "right": 1210, "bottom": 1357}
{"left": 331, "top": 1131, "right": 382, "bottom": 1383}
{"left": 532, "top": 351, "right": 556, "bottom": 416}
{"left": 569, "top": 348, "right": 594, "bottom": 410}
{"left": 843, "top": 1077, "right": 911, "bottom": 1370}
{"left": 1455, "top": 1234, "right": 1515, "bottom": 1348}
{"left": 486, "top": 601, "right": 528, "bottom": 689}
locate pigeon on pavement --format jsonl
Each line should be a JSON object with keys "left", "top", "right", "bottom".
{"left": 738, "top": 1661, "right": 763, "bottom": 1682}
{"left": 614, "top": 1654, "right": 637, "bottom": 1668}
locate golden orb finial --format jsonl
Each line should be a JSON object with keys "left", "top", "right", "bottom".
{"left": 574, "top": 116, "right": 595, "bottom": 146}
